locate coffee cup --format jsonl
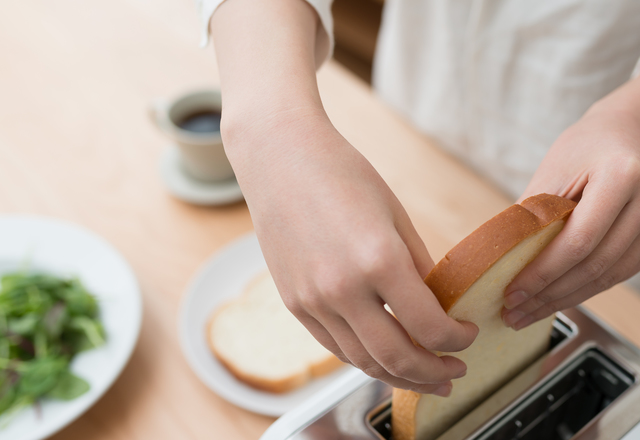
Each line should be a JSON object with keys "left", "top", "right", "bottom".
{"left": 150, "top": 89, "right": 234, "bottom": 182}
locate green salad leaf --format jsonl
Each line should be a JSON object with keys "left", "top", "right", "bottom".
{"left": 0, "top": 271, "right": 105, "bottom": 420}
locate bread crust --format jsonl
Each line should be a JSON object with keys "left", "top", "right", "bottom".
{"left": 392, "top": 388, "right": 420, "bottom": 440}
{"left": 392, "top": 194, "right": 576, "bottom": 440}
{"left": 426, "top": 194, "right": 576, "bottom": 312}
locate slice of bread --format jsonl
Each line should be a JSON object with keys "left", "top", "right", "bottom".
{"left": 392, "top": 194, "right": 577, "bottom": 440}
{"left": 207, "top": 271, "right": 344, "bottom": 393}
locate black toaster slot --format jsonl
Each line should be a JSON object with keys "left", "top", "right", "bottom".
{"left": 368, "top": 317, "right": 578, "bottom": 440}
{"left": 474, "top": 348, "right": 634, "bottom": 440}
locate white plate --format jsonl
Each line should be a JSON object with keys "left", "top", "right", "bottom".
{"left": 178, "top": 233, "right": 353, "bottom": 417}
{"left": 159, "top": 145, "right": 244, "bottom": 206}
{"left": 0, "top": 216, "right": 142, "bottom": 440}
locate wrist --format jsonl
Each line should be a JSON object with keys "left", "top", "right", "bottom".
{"left": 221, "top": 99, "right": 326, "bottom": 140}
{"left": 584, "top": 76, "right": 640, "bottom": 124}
{"left": 221, "top": 102, "right": 338, "bottom": 173}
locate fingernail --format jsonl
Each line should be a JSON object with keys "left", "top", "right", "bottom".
{"left": 454, "top": 368, "right": 467, "bottom": 379}
{"left": 433, "top": 384, "right": 452, "bottom": 397}
{"left": 504, "top": 290, "right": 528, "bottom": 309}
{"left": 503, "top": 310, "right": 526, "bottom": 327}
{"left": 513, "top": 315, "right": 535, "bottom": 331}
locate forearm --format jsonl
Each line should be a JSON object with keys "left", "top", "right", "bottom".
{"left": 211, "top": 0, "right": 329, "bottom": 168}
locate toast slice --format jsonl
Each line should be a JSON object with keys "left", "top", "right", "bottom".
{"left": 392, "top": 194, "right": 577, "bottom": 440}
{"left": 208, "top": 271, "right": 344, "bottom": 393}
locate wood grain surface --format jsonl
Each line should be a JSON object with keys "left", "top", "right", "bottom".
{"left": 1, "top": 1, "right": 638, "bottom": 439}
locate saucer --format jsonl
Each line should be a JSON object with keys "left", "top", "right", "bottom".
{"left": 159, "top": 145, "right": 244, "bottom": 205}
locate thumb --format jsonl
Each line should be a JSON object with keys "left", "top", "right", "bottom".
{"left": 394, "top": 209, "right": 435, "bottom": 278}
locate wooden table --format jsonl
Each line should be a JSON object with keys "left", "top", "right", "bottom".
{"left": 2, "top": 1, "right": 639, "bottom": 439}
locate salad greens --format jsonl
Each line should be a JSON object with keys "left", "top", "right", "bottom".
{"left": 0, "top": 271, "right": 105, "bottom": 418}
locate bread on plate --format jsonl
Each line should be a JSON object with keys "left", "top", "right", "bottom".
{"left": 208, "top": 271, "right": 344, "bottom": 393}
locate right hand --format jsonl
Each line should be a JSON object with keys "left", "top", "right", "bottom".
{"left": 224, "top": 109, "right": 479, "bottom": 395}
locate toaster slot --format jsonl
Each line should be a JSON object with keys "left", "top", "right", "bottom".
{"left": 474, "top": 348, "right": 634, "bottom": 440}
{"left": 368, "top": 316, "right": 577, "bottom": 440}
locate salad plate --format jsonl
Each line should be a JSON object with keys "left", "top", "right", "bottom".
{"left": 0, "top": 216, "right": 142, "bottom": 440}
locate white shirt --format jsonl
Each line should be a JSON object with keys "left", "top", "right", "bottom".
{"left": 373, "top": 0, "right": 640, "bottom": 198}
{"left": 198, "top": 0, "right": 640, "bottom": 198}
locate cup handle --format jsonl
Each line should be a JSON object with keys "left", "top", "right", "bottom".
{"left": 148, "top": 98, "right": 171, "bottom": 133}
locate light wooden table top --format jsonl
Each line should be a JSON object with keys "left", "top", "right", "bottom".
{"left": 2, "top": 1, "right": 639, "bottom": 439}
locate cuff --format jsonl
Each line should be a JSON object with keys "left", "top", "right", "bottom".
{"left": 196, "top": 0, "right": 334, "bottom": 68}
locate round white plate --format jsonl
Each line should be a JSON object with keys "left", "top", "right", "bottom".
{"left": 159, "top": 145, "right": 244, "bottom": 206}
{"left": 0, "top": 216, "right": 142, "bottom": 440}
{"left": 178, "top": 233, "right": 352, "bottom": 417}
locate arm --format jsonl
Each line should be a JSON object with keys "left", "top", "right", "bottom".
{"left": 211, "top": 0, "right": 477, "bottom": 394}
{"left": 503, "top": 75, "right": 640, "bottom": 329}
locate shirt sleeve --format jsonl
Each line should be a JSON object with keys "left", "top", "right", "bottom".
{"left": 195, "top": 0, "right": 334, "bottom": 68}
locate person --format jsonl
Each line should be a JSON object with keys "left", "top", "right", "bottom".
{"left": 198, "top": 0, "right": 640, "bottom": 397}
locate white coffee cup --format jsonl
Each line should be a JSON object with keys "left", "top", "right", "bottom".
{"left": 150, "top": 89, "right": 234, "bottom": 182}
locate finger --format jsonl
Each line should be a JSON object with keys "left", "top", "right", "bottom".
{"left": 372, "top": 246, "right": 478, "bottom": 353}
{"left": 505, "top": 178, "right": 631, "bottom": 309}
{"left": 394, "top": 206, "right": 436, "bottom": 277}
{"left": 503, "top": 199, "right": 640, "bottom": 321}
{"left": 515, "top": 140, "right": 591, "bottom": 205}
{"left": 342, "top": 296, "right": 469, "bottom": 384}
{"left": 320, "top": 312, "right": 458, "bottom": 394}
{"left": 296, "top": 312, "right": 351, "bottom": 364}
{"left": 507, "top": 232, "right": 640, "bottom": 330}
{"left": 393, "top": 211, "right": 478, "bottom": 351}
{"left": 280, "top": 289, "right": 352, "bottom": 363}
{"left": 291, "top": 282, "right": 461, "bottom": 388}
{"left": 517, "top": 171, "right": 588, "bottom": 205}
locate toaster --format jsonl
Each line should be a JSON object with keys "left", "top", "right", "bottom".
{"left": 260, "top": 307, "right": 640, "bottom": 440}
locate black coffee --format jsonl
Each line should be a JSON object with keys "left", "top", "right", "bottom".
{"left": 178, "top": 110, "right": 222, "bottom": 133}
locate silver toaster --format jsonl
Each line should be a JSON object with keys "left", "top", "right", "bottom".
{"left": 260, "top": 307, "right": 640, "bottom": 440}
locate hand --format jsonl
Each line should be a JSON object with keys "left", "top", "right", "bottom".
{"left": 227, "top": 111, "right": 478, "bottom": 394}
{"left": 502, "top": 81, "right": 640, "bottom": 330}
{"left": 211, "top": 0, "right": 477, "bottom": 394}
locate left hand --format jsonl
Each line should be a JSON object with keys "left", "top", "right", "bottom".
{"left": 502, "top": 78, "right": 640, "bottom": 330}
